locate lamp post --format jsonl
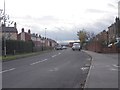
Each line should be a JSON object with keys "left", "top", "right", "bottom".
{"left": 3, "top": 0, "right": 6, "bottom": 57}
{"left": 41, "top": 37, "right": 44, "bottom": 51}
{"left": 45, "top": 28, "right": 47, "bottom": 50}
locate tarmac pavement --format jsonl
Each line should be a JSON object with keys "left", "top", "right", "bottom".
{"left": 83, "top": 50, "right": 119, "bottom": 88}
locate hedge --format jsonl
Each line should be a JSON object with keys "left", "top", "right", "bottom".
{"left": 2, "top": 40, "right": 34, "bottom": 55}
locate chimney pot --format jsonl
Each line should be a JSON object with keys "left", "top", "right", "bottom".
{"left": 28, "top": 29, "right": 31, "bottom": 34}
{"left": 22, "top": 28, "right": 24, "bottom": 32}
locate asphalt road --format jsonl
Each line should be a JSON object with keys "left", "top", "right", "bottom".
{"left": 2, "top": 48, "right": 91, "bottom": 88}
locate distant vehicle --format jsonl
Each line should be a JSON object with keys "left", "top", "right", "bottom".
{"left": 62, "top": 46, "right": 67, "bottom": 49}
{"left": 55, "top": 45, "right": 62, "bottom": 50}
{"left": 72, "top": 43, "right": 81, "bottom": 51}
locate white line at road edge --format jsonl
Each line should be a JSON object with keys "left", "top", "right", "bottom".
{"left": 0, "top": 68, "right": 16, "bottom": 73}
{"left": 30, "top": 59, "right": 48, "bottom": 65}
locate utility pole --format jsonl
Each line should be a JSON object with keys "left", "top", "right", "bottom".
{"left": 3, "top": 0, "right": 6, "bottom": 57}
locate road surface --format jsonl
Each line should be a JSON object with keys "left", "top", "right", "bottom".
{"left": 2, "top": 48, "right": 91, "bottom": 88}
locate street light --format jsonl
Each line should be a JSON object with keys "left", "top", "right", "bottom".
{"left": 45, "top": 28, "right": 47, "bottom": 50}
{"left": 3, "top": 0, "right": 6, "bottom": 57}
{"left": 2, "top": 0, "right": 13, "bottom": 57}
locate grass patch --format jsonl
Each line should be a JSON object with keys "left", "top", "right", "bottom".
{"left": 2, "top": 56, "right": 16, "bottom": 61}
{"left": 2, "top": 49, "right": 54, "bottom": 62}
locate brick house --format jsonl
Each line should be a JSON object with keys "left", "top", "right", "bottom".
{"left": 17, "top": 27, "right": 57, "bottom": 51}
{"left": 46, "top": 39, "right": 57, "bottom": 47}
{"left": 85, "top": 17, "right": 120, "bottom": 53}
{"left": 1, "top": 22, "right": 18, "bottom": 40}
{"left": 108, "top": 17, "right": 120, "bottom": 44}
{"left": 17, "top": 28, "right": 31, "bottom": 41}
{"left": 18, "top": 29, "right": 43, "bottom": 47}
{"left": 31, "top": 33, "right": 42, "bottom": 47}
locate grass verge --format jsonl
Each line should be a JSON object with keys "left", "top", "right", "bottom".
{"left": 2, "top": 49, "right": 54, "bottom": 62}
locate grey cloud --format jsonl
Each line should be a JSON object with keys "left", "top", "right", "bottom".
{"left": 38, "top": 16, "right": 59, "bottom": 21}
{"left": 19, "top": 16, "right": 116, "bottom": 43}
{"left": 45, "top": 16, "right": 116, "bottom": 41}
{"left": 12, "top": 15, "right": 60, "bottom": 24}
{"left": 46, "top": 30, "right": 77, "bottom": 41}
{"left": 33, "top": 26, "right": 78, "bottom": 42}
{"left": 85, "top": 16, "right": 115, "bottom": 34}
{"left": 85, "top": 9, "right": 109, "bottom": 13}
{"left": 107, "top": 3, "right": 117, "bottom": 9}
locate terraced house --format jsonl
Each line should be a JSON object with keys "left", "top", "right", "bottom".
{"left": 17, "top": 27, "right": 57, "bottom": 51}
{"left": 85, "top": 17, "right": 120, "bottom": 53}
{"left": 1, "top": 22, "right": 18, "bottom": 40}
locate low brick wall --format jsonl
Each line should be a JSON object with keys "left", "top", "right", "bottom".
{"left": 85, "top": 41, "right": 102, "bottom": 53}
{"left": 102, "top": 47, "right": 117, "bottom": 53}
{"left": 85, "top": 42, "right": 120, "bottom": 53}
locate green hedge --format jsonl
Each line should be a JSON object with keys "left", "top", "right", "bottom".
{"left": 2, "top": 40, "right": 34, "bottom": 55}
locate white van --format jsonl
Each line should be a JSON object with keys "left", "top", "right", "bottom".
{"left": 72, "top": 43, "right": 81, "bottom": 51}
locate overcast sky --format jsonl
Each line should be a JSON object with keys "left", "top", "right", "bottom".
{"left": 0, "top": 0, "right": 119, "bottom": 43}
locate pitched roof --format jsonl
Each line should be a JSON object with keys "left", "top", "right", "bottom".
{"left": 2, "top": 26, "right": 18, "bottom": 33}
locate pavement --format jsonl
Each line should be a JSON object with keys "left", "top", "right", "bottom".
{"left": 83, "top": 50, "right": 119, "bottom": 88}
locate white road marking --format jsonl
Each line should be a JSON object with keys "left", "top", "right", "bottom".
{"left": 49, "top": 67, "right": 59, "bottom": 72}
{"left": 0, "top": 68, "right": 16, "bottom": 73}
{"left": 44, "top": 59, "right": 48, "bottom": 61}
{"left": 113, "top": 64, "right": 120, "bottom": 67}
{"left": 110, "top": 68, "right": 118, "bottom": 71}
{"left": 30, "top": 59, "right": 48, "bottom": 65}
{"left": 52, "top": 55, "right": 57, "bottom": 58}
{"left": 58, "top": 53, "right": 61, "bottom": 55}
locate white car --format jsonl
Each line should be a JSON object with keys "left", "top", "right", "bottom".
{"left": 62, "top": 46, "right": 67, "bottom": 49}
{"left": 55, "top": 45, "right": 62, "bottom": 50}
{"left": 72, "top": 43, "right": 81, "bottom": 51}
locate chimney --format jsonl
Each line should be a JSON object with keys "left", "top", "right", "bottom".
{"left": 22, "top": 28, "right": 24, "bottom": 32}
{"left": 115, "top": 17, "right": 120, "bottom": 22}
{"left": 28, "top": 29, "right": 31, "bottom": 34}
{"left": 14, "top": 22, "right": 17, "bottom": 28}
{"left": 36, "top": 34, "right": 38, "bottom": 37}
{"left": 39, "top": 35, "right": 41, "bottom": 38}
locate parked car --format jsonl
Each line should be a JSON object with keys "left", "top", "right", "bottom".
{"left": 55, "top": 45, "right": 62, "bottom": 50}
{"left": 72, "top": 43, "right": 81, "bottom": 51}
{"left": 62, "top": 46, "right": 67, "bottom": 49}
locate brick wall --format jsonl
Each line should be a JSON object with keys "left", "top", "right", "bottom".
{"left": 86, "top": 41, "right": 102, "bottom": 53}
{"left": 86, "top": 42, "right": 119, "bottom": 53}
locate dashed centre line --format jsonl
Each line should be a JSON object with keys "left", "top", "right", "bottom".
{"left": 52, "top": 53, "right": 61, "bottom": 58}
{"left": 30, "top": 52, "right": 62, "bottom": 65}
{"left": 0, "top": 68, "right": 16, "bottom": 73}
{"left": 52, "top": 55, "right": 57, "bottom": 58}
{"left": 30, "top": 59, "right": 48, "bottom": 65}
{"left": 113, "top": 64, "right": 120, "bottom": 67}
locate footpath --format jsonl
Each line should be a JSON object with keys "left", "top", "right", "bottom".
{"left": 83, "top": 50, "right": 119, "bottom": 88}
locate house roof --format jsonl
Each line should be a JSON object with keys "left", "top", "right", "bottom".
{"left": 2, "top": 26, "right": 18, "bottom": 33}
